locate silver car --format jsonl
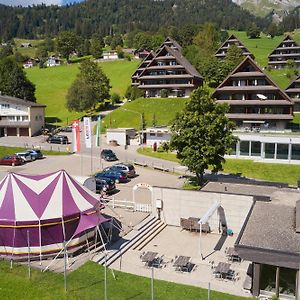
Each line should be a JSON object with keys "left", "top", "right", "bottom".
{"left": 15, "top": 151, "right": 33, "bottom": 162}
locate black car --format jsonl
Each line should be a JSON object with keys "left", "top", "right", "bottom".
{"left": 95, "top": 178, "right": 116, "bottom": 194}
{"left": 95, "top": 170, "right": 127, "bottom": 183}
{"left": 101, "top": 149, "right": 118, "bottom": 161}
{"left": 47, "top": 135, "right": 69, "bottom": 144}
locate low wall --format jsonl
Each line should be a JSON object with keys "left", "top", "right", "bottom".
{"left": 151, "top": 187, "right": 253, "bottom": 234}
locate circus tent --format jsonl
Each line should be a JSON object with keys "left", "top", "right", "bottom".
{"left": 0, "top": 170, "right": 109, "bottom": 257}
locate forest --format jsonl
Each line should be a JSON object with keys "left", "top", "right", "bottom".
{"left": 0, "top": 0, "right": 272, "bottom": 40}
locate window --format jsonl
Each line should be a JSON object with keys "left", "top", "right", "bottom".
{"left": 1, "top": 103, "right": 10, "bottom": 109}
{"left": 157, "top": 132, "right": 163, "bottom": 137}
{"left": 149, "top": 132, "right": 155, "bottom": 136}
{"left": 240, "top": 141, "right": 250, "bottom": 156}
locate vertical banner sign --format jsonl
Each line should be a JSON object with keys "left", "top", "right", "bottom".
{"left": 95, "top": 115, "right": 101, "bottom": 147}
{"left": 72, "top": 120, "right": 80, "bottom": 153}
{"left": 83, "top": 117, "right": 92, "bottom": 148}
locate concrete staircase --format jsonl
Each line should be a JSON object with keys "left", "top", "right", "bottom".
{"left": 94, "top": 215, "right": 166, "bottom": 267}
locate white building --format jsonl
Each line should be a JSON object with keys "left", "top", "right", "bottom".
{"left": 145, "top": 127, "right": 171, "bottom": 147}
{"left": 0, "top": 95, "right": 46, "bottom": 137}
{"left": 47, "top": 56, "right": 61, "bottom": 67}
{"left": 103, "top": 51, "right": 118, "bottom": 60}
{"left": 106, "top": 128, "right": 136, "bottom": 146}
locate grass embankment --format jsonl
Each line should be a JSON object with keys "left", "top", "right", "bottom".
{"left": 102, "top": 98, "right": 186, "bottom": 132}
{"left": 26, "top": 60, "right": 139, "bottom": 126}
{"left": 0, "top": 146, "right": 70, "bottom": 156}
{"left": 137, "top": 148, "right": 300, "bottom": 186}
{"left": 0, "top": 260, "right": 249, "bottom": 300}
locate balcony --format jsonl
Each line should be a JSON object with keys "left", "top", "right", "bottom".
{"left": 0, "top": 120, "right": 30, "bottom": 127}
{"left": 217, "top": 100, "right": 292, "bottom": 106}
{"left": 226, "top": 113, "right": 293, "bottom": 121}
{"left": 138, "top": 83, "right": 195, "bottom": 89}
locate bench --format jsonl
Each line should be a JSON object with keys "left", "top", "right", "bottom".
{"left": 134, "top": 161, "right": 148, "bottom": 167}
{"left": 153, "top": 165, "right": 169, "bottom": 172}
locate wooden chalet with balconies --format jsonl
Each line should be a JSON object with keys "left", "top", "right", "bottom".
{"left": 268, "top": 35, "right": 300, "bottom": 69}
{"left": 215, "top": 34, "right": 254, "bottom": 59}
{"left": 212, "top": 56, "right": 293, "bottom": 131}
{"left": 286, "top": 76, "right": 300, "bottom": 112}
{"left": 132, "top": 37, "right": 203, "bottom": 98}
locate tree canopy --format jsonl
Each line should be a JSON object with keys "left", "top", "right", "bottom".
{"left": 56, "top": 31, "right": 78, "bottom": 61}
{"left": 0, "top": 57, "right": 36, "bottom": 101}
{"left": 170, "top": 86, "right": 236, "bottom": 185}
{"left": 66, "top": 60, "right": 110, "bottom": 112}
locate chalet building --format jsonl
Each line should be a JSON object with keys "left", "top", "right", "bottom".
{"left": 215, "top": 34, "right": 254, "bottom": 59}
{"left": 132, "top": 37, "right": 203, "bottom": 98}
{"left": 0, "top": 95, "right": 46, "bottom": 137}
{"left": 212, "top": 56, "right": 293, "bottom": 131}
{"left": 268, "top": 35, "right": 300, "bottom": 69}
{"left": 131, "top": 51, "right": 154, "bottom": 87}
{"left": 235, "top": 200, "right": 300, "bottom": 299}
{"left": 286, "top": 76, "right": 300, "bottom": 112}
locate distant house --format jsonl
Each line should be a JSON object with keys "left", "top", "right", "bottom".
{"left": 0, "top": 95, "right": 46, "bottom": 137}
{"left": 20, "top": 43, "right": 32, "bottom": 48}
{"left": 23, "top": 59, "right": 37, "bottom": 69}
{"left": 145, "top": 127, "right": 171, "bottom": 147}
{"left": 215, "top": 34, "right": 254, "bottom": 59}
{"left": 46, "top": 56, "right": 61, "bottom": 67}
{"left": 134, "top": 49, "right": 151, "bottom": 59}
{"left": 103, "top": 51, "right": 118, "bottom": 60}
{"left": 268, "top": 35, "right": 300, "bottom": 69}
{"left": 132, "top": 37, "right": 203, "bottom": 98}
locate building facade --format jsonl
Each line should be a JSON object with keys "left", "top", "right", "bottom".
{"left": 0, "top": 95, "right": 46, "bottom": 137}
{"left": 215, "top": 34, "right": 254, "bottom": 59}
{"left": 131, "top": 51, "right": 154, "bottom": 87}
{"left": 132, "top": 37, "right": 203, "bottom": 98}
{"left": 212, "top": 56, "right": 293, "bottom": 131}
{"left": 286, "top": 75, "right": 300, "bottom": 112}
{"left": 268, "top": 35, "right": 300, "bottom": 69}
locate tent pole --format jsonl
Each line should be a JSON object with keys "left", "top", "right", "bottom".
{"left": 27, "top": 230, "right": 31, "bottom": 279}
{"left": 62, "top": 217, "right": 67, "bottom": 292}
{"left": 39, "top": 219, "right": 42, "bottom": 267}
{"left": 199, "top": 223, "right": 203, "bottom": 260}
{"left": 11, "top": 221, "right": 16, "bottom": 269}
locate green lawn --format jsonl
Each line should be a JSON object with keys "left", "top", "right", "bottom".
{"left": 0, "top": 260, "right": 249, "bottom": 300}
{"left": 102, "top": 98, "right": 186, "bottom": 132}
{"left": 137, "top": 148, "right": 300, "bottom": 186}
{"left": 26, "top": 60, "right": 139, "bottom": 126}
{"left": 293, "top": 112, "right": 300, "bottom": 125}
{"left": 0, "top": 146, "right": 70, "bottom": 156}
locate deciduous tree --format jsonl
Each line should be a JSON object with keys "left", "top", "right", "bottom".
{"left": 170, "top": 86, "right": 236, "bottom": 185}
{"left": 56, "top": 31, "right": 78, "bottom": 61}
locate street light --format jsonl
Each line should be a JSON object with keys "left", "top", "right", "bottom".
{"left": 121, "top": 108, "right": 144, "bottom": 145}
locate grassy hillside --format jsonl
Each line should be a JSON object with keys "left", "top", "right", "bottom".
{"left": 26, "top": 59, "right": 139, "bottom": 125}
{"left": 102, "top": 98, "right": 186, "bottom": 132}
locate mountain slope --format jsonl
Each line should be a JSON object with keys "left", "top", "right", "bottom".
{"left": 232, "top": 0, "right": 299, "bottom": 16}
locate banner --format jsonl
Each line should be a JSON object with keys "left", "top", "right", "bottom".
{"left": 83, "top": 117, "right": 92, "bottom": 148}
{"left": 95, "top": 115, "right": 101, "bottom": 147}
{"left": 72, "top": 120, "right": 80, "bottom": 153}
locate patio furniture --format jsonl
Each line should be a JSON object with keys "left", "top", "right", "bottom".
{"left": 226, "top": 247, "right": 241, "bottom": 262}
{"left": 173, "top": 255, "right": 191, "bottom": 272}
{"left": 213, "top": 262, "right": 232, "bottom": 279}
{"left": 180, "top": 217, "right": 210, "bottom": 233}
{"left": 141, "top": 251, "right": 158, "bottom": 267}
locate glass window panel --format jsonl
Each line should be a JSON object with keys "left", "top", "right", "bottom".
{"left": 265, "top": 143, "right": 275, "bottom": 159}
{"left": 291, "top": 144, "right": 300, "bottom": 160}
{"left": 260, "top": 265, "right": 276, "bottom": 293}
{"left": 240, "top": 141, "right": 249, "bottom": 156}
{"left": 279, "top": 267, "right": 296, "bottom": 296}
{"left": 277, "top": 144, "right": 288, "bottom": 160}
{"left": 251, "top": 141, "right": 261, "bottom": 156}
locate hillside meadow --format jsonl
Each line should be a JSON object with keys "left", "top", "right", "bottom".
{"left": 26, "top": 59, "right": 139, "bottom": 125}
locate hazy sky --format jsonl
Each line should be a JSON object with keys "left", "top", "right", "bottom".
{"left": 0, "top": 0, "right": 81, "bottom": 6}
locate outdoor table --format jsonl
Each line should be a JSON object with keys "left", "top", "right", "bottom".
{"left": 141, "top": 251, "right": 158, "bottom": 265}
{"left": 214, "top": 262, "right": 232, "bottom": 278}
{"left": 227, "top": 247, "right": 241, "bottom": 262}
{"left": 173, "top": 255, "right": 191, "bottom": 272}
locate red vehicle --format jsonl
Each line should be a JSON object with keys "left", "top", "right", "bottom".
{"left": 0, "top": 155, "right": 23, "bottom": 166}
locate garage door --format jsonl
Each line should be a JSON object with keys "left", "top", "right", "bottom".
{"left": 19, "top": 128, "right": 29, "bottom": 136}
{"left": 6, "top": 128, "right": 17, "bottom": 136}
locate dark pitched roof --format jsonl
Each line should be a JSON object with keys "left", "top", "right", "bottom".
{"left": 212, "top": 56, "right": 292, "bottom": 103}
{"left": 268, "top": 35, "right": 300, "bottom": 57}
{"left": 286, "top": 75, "right": 300, "bottom": 90}
{"left": 162, "top": 37, "right": 182, "bottom": 52}
{"left": 0, "top": 95, "right": 46, "bottom": 107}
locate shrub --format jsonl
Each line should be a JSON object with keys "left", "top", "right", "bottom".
{"left": 111, "top": 93, "right": 121, "bottom": 105}
{"left": 125, "top": 85, "right": 144, "bottom": 100}
{"left": 160, "top": 89, "right": 169, "bottom": 98}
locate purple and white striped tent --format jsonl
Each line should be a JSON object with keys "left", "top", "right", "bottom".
{"left": 0, "top": 170, "right": 108, "bottom": 257}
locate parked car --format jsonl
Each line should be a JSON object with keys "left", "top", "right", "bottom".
{"left": 15, "top": 151, "right": 33, "bottom": 163}
{"left": 100, "top": 149, "right": 118, "bottom": 161}
{"left": 26, "top": 149, "right": 43, "bottom": 160}
{"left": 0, "top": 155, "right": 23, "bottom": 166}
{"left": 59, "top": 126, "right": 72, "bottom": 132}
{"left": 95, "top": 177, "right": 116, "bottom": 194}
{"left": 104, "top": 163, "right": 136, "bottom": 178}
{"left": 47, "top": 135, "right": 69, "bottom": 144}
{"left": 95, "top": 170, "right": 127, "bottom": 183}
